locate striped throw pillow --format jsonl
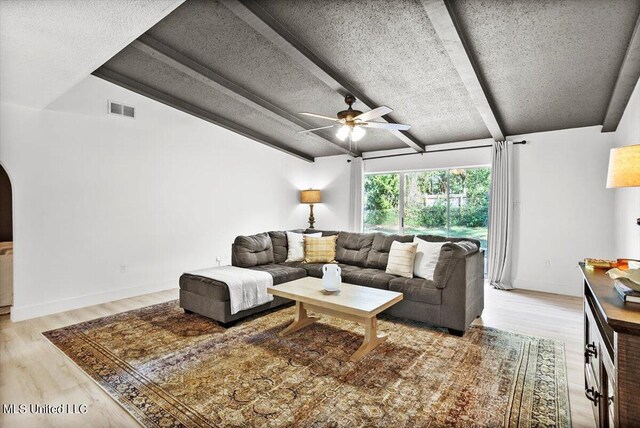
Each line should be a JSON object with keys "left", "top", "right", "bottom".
{"left": 304, "top": 235, "right": 338, "bottom": 263}
{"left": 385, "top": 241, "right": 418, "bottom": 278}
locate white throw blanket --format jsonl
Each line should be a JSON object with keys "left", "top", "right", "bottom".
{"left": 186, "top": 266, "right": 274, "bottom": 315}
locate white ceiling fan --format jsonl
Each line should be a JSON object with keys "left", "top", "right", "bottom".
{"left": 297, "top": 94, "right": 411, "bottom": 144}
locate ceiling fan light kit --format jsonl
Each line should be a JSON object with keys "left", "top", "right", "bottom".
{"left": 337, "top": 125, "right": 350, "bottom": 141}
{"left": 298, "top": 94, "right": 411, "bottom": 147}
{"left": 351, "top": 125, "right": 365, "bottom": 142}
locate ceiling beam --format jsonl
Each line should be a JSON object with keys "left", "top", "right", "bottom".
{"left": 602, "top": 13, "right": 640, "bottom": 133}
{"left": 420, "top": 0, "right": 505, "bottom": 141}
{"left": 131, "top": 35, "right": 358, "bottom": 156}
{"left": 93, "top": 67, "right": 315, "bottom": 163}
{"left": 219, "top": 0, "right": 426, "bottom": 152}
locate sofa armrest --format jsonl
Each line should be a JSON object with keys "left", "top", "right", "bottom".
{"left": 232, "top": 233, "right": 274, "bottom": 267}
{"left": 432, "top": 241, "right": 479, "bottom": 289}
{"left": 439, "top": 250, "right": 485, "bottom": 332}
{"left": 451, "top": 241, "right": 479, "bottom": 258}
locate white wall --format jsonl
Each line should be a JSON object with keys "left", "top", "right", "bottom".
{"left": 508, "top": 127, "right": 616, "bottom": 296}
{"left": 613, "top": 78, "right": 640, "bottom": 259}
{"left": 0, "top": 76, "right": 352, "bottom": 321}
{"left": 363, "top": 127, "right": 617, "bottom": 297}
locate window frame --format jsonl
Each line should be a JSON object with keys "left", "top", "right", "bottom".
{"left": 363, "top": 165, "right": 491, "bottom": 242}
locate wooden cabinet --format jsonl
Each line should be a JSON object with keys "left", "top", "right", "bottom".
{"left": 580, "top": 264, "right": 640, "bottom": 427}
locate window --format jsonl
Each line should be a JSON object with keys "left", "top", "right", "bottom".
{"left": 363, "top": 173, "right": 400, "bottom": 235}
{"left": 364, "top": 167, "right": 491, "bottom": 255}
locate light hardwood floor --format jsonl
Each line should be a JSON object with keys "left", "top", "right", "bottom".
{"left": 0, "top": 286, "right": 594, "bottom": 427}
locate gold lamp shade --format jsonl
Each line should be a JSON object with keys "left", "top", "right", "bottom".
{"left": 607, "top": 144, "right": 640, "bottom": 188}
{"left": 300, "top": 189, "right": 321, "bottom": 229}
{"left": 300, "top": 189, "right": 321, "bottom": 204}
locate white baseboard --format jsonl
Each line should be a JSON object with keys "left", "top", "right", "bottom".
{"left": 10, "top": 280, "right": 177, "bottom": 322}
{"left": 511, "top": 278, "right": 582, "bottom": 297}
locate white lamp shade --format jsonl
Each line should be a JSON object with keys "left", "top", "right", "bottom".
{"left": 336, "top": 125, "right": 350, "bottom": 141}
{"left": 352, "top": 126, "right": 366, "bottom": 142}
{"left": 606, "top": 144, "right": 640, "bottom": 188}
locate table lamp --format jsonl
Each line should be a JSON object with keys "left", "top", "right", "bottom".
{"left": 300, "top": 189, "right": 321, "bottom": 229}
{"left": 607, "top": 144, "right": 640, "bottom": 225}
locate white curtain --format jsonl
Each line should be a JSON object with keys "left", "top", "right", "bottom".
{"left": 488, "top": 141, "right": 514, "bottom": 290}
{"left": 349, "top": 157, "right": 364, "bottom": 232}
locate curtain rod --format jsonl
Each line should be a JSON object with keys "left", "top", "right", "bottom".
{"left": 354, "top": 140, "right": 527, "bottom": 162}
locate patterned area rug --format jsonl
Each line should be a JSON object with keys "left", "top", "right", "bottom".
{"left": 44, "top": 301, "right": 570, "bottom": 427}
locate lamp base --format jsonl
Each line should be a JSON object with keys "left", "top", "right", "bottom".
{"left": 308, "top": 204, "right": 315, "bottom": 229}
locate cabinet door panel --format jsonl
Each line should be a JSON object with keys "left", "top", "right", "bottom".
{"left": 585, "top": 301, "right": 603, "bottom": 382}
{"left": 585, "top": 364, "right": 602, "bottom": 426}
{"left": 606, "top": 376, "right": 615, "bottom": 428}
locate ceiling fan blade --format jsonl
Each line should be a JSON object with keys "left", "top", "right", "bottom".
{"left": 297, "top": 125, "right": 336, "bottom": 134}
{"left": 299, "top": 112, "right": 339, "bottom": 122}
{"left": 363, "top": 122, "right": 411, "bottom": 131}
{"left": 355, "top": 106, "right": 393, "bottom": 122}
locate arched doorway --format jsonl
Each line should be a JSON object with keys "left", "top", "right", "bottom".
{"left": 0, "top": 164, "right": 13, "bottom": 315}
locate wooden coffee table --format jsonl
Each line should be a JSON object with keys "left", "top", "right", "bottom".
{"left": 267, "top": 277, "right": 403, "bottom": 362}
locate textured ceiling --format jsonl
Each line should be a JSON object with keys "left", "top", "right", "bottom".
{"left": 256, "top": 0, "right": 491, "bottom": 145}
{"left": 145, "top": 0, "right": 392, "bottom": 153}
{"left": 93, "top": 0, "right": 640, "bottom": 159}
{"left": 104, "top": 46, "right": 342, "bottom": 158}
{"left": 0, "top": 0, "right": 183, "bottom": 109}
{"left": 449, "top": 0, "right": 640, "bottom": 135}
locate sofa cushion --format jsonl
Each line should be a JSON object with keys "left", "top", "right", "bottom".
{"left": 268, "top": 230, "right": 305, "bottom": 263}
{"left": 386, "top": 241, "right": 418, "bottom": 278}
{"left": 248, "top": 264, "right": 307, "bottom": 285}
{"left": 268, "top": 231, "right": 288, "bottom": 263}
{"left": 286, "top": 231, "right": 322, "bottom": 262}
{"left": 304, "top": 235, "right": 338, "bottom": 263}
{"left": 335, "top": 232, "right": 374, "bottom": 267}
{"left": 415, "top": 236, "right": 480, "bottom": 288}
{"left": 233, "top": 233, "right": 274, "bottom": 267}
{"left": 342, "top": 268, "right": 397, "bottom": 290}
{"left": 413, "top": 237, "right": 449, "bottom": 280}
{"left": 388, "top": 277, "right": 442, "bottom": 305}
{"left": 366, "top": 233, "right": 414, "bottom": 270}
{"left": 291, "top": 262, "right": 362, "bottom": 279}
{"left": 180, "top": 264, "right": 307, "bottom": 302}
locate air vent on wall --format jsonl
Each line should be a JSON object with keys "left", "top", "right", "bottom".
{"left": 108, "top": 101, "right": 135, "bottom": 118}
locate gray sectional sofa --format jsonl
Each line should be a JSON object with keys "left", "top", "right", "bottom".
{"left": 179, "top": 229, "right": 484, "bottom": 335}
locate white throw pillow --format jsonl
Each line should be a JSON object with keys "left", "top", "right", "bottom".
{"left": 285, "top": 231, "right": 321, "bottom": 262}
{"left": 385, "top": 241, "right": 418, "bottom": 278}
{"left": 413, "top": 237, "right": 449, "bottom": 280}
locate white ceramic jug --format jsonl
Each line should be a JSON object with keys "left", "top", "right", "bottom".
{"left": 322, "top": 264, "right": 341, "bottom": 292}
